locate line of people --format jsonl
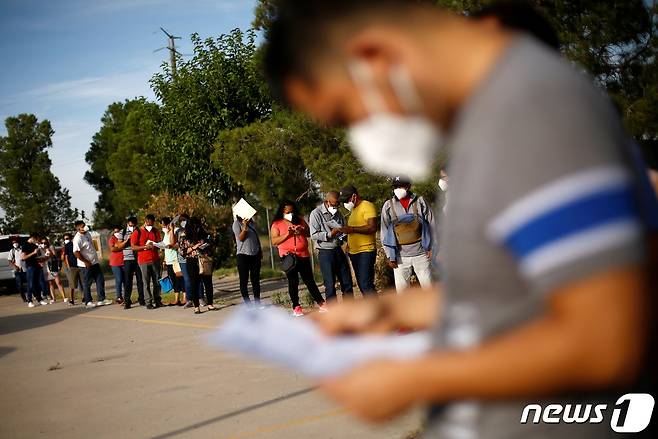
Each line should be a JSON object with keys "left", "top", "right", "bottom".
{"left": 233, "top": 175, "right": 437, "bottom": 317}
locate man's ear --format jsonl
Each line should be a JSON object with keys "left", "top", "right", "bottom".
{"left": 345, "top": 27, "right": 406, "bottom": 79}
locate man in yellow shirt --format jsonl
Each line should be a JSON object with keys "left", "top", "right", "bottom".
{"left": 339, "top": 186, "right": 378, "bottom": 296}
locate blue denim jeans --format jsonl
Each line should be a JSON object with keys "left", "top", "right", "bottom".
{"left": 26, "top": 266, "right": 43, "bottom": 302}
{"left": 80, "top": 263, "right": 106, "bottom": 304}
{"left": 14, "top": 271, "right": 27, "bottom": 300}
{"left": 180, "top": 262, "right": 192, "bottom": 302}
{"left": 123, "top": 259, "right": 144, "bottom": 304}
{"left": 111, "top": 265, "right": 124, "bottom": 299}
{"left": 318, "top": 248, "right": 353, "bottom": 301}
{"left": 348, "top": 251, "right": 377, "bottom": 296}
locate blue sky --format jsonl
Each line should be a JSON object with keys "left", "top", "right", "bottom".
{"left": 0, "top": 0, "right": 258, "bottom": 219}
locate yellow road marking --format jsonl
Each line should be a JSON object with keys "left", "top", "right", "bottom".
{"left": 221, "top": 409, "right": 347, "bottom": 439}
{"left": 79, "top": 313, "right": 214, "bottom": 329}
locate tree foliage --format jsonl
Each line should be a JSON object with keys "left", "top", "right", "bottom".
{"left": 0, "top": 114, "right": 78, "bottom": 234}
{"left": 85, "top": 98, "right": 159, "bottom": 227}
{"left": 149, "top": 29, "right": 272, "bottom": 202}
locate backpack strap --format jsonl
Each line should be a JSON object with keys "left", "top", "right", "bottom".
{"left": 389, "top": 198, "right": 399, "bottom": 224}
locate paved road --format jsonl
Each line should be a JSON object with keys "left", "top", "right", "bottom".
{"left": 0, "top": 280, "right": 421, "bottom": 439}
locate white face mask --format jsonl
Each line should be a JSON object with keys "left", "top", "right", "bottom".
{"left": 283, "top": 213, "right": 293, "bottom": 222}
{"left": 64, "top": 239, "right": 70, "bottom": 245}
{"left": 12, "top": 243, "right": 19, "bottom": 249}
{"left": 162, "top": 227, "right": 169, "bottom": 233}
{"left": 393, "top": 188, "right": 408, "bottom": 199}
{"left": 38, "top": 243, "right": 45, "bottom": 249}
{"left": 343, "top": 201, "right": 355, "bottom": 212}
{"left": 347, "top": 62, "right": 443, "bottom": 180}
{"left": 114, "top": 232, "right": 122, "bottom": 239}
{"left": 438, "top": 178, "right": 449, "bottom": 192}
{"left": 327, "top": 206, "right": 338, "bottom": 215}
{"left": 127, "top": 225, "right": 134, "bottom": 232}
{"left": 145, "top": 225, "right": 153, "bottom": 232}
{"left": 180, "top": 220, "right": 187, "bottom": 228}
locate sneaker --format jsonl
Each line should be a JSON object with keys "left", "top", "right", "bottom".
{"left": 116, "top": 297, "right": 124, "bottom": 305}
{"left": 28, "top": 302, "right": 35, "bottom": 308}
{"left": 68, "top": 301, "right": 76, "bottom": 306}
{"left": 146, "top": 304, "right": 155, "bottom": 310}
{"left": 49, "top": 299, "right": 55, "bottom": 304}
{"left": 86, "top": 301, "right": 96, "bottom": 308}
{"left": 293, "top": 306, "right": 304, "bottom": 317}
{"left": 138, "top": 300, "right": 146, "bottom": 307}
{"left": 123, "top": 302, "right": 131, "bottom": 310}
{"left": 96, "top": 301, "right": 104, "bottom": 307}
{"left": 102, "top": 299, "right": 113, "bottom": 306}
{"left": 39, "top": 300, "right": 48, "bottom": 306}
{"left": 63, "top": 298, "right": 69, "bottom": 303}
{"left": 318, "top": 303, "right": 329, "bottom": 313}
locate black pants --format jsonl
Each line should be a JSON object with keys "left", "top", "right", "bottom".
{"left": 186, "top": 258, "right": 213, "bottom": 307}
{"left": 237, "top": 254, "right": 261, "bottom": 304}
{"left": 166, "top": 264, "right": 185, "bottom": 293}
{"left": 284, "top": 256, "right": 324, "bottom": 308}
{"left": 318, "top": 247, "right": 353, "bottom": 301}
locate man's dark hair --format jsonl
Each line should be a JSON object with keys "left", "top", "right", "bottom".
{"left": 145, "top": 214, "right": 156, "bottom": 222}
{"left": 74, "top": 220, "right": 85, "bottom": 228}
{"left": 470, "top": 0, "right": 560, "bottom": 50}
{"left": 63, "top": 233, "right": 72, "bottom": 239}
{"left": 264, "top": 0, "right": 432, "bottom": 104}
{"left": 179, "top": 213, "right": 190, "bottom": 221}
{"left": 161, "top": 216, "right": 171, "bottom": 226}
{"left": 127, "top": 216, "right": 138, "bottom": 224}
{"left": 339, "top": 185, "right": 358, "bottom": 203}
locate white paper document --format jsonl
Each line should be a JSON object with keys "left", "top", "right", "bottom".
{"left": 146, "top": 240, "right": 167, "bottom": 250}
{"left": 206, "top": 307, "right": 432, "bottom": 378}
{"left": 233, "top": 198, "right": 257, "bottom": 220}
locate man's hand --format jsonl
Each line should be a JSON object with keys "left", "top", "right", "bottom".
{"left": 338, "top": 226, "right": 353, "bottom": 234}
{"left": 426, "top": 250, "right": 432, "bottom": 260}
{"left": 388, "top": 260, "right": 398, "bottom": 269}
{"left": 330, "top": 228, "right": 341, "bottom": 237}
{"left": 321, "top": 360, "right": 416, "bottom": 422}
{"left": 84, "top": 261, "right": 91, "bottom": 269}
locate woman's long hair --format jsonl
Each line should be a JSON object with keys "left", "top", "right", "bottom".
{"left": 184, "top": 216, "right": 207, "bottom": 243}
{"left": 272, "top": 200, "right": 301, "bottom": 225}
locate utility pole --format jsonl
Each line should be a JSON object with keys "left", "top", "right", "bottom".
{"left": 156, "top": 27, "right": 181, "bottom": 76}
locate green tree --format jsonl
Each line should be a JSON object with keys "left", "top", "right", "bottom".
{"left": 150, "top": 29, "right": 272, "bottom": 202}
{"left": 85, "top": 98, "right": 159, "bottom": 227}
{"left": 0, "top": 114, "right": 78, "bottom": 234}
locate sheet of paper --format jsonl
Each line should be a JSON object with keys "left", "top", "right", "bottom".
{"left": 206, "top": 307, "right": 431, "bottom": 378}
{"left": 146, "top": 240, "right": 167, "bottom": 250}
{"left": 233, "top": 198, "right": 257, "bottom": 220}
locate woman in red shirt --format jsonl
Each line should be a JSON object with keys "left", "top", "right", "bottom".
{"left": 271, "top": 200, "right": 326, "bottom": 317}
{"left": 108, "top": 226, "right": 127, "bottom": 304}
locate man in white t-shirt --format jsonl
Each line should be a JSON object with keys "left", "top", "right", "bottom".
{"left": 7, "top": 236, "right": 28, "bottom": 302}
{"left": 72, "top": 220, "right": 110, "bottom": 308}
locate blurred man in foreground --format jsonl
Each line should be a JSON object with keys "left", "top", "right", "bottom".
{"left": 264, "top": 0, "right": 655, "bottom": 437}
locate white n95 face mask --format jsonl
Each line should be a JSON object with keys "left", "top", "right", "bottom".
{"left": 438, "top": 178, "right": 449, "bottom": 192}
{"left": 327, "top": 206, "right": 338, "bottom": 215}
{"left": 393, "top": 188, "right": 408, "bottom": 199}
{"left": 284, "top": 213, "right": 293, "bottom": 222}
{"left": 347, "top": 62, "right": 443, "bottom": 181}
{"left": 343, "top": 201, "right": 355, "bottom": 212}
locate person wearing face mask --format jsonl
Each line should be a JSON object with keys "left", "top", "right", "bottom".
{"left": 271, "top": 200, "right": 327, "bottom": 316}
{"left": 264, "top": 1, "right": 656, "bottom": 437}
{"left": 21, "top": 232, "right": 48, "bottom": 308}
{"left": 171, "top": 213, "right": 193, "bottom": 308}
{"left": 338, "top": 186, "right": 378, "bottom": 297}
{"left": 121, "top": 217, "right": 145, "bottom": 309}
{"left": 73, "top": 221, "right": 109, "bottom": 308}
{"left": 130, "top": 214, "right": 163, "bottom": 309}
{"left": 232, "top": 213, "right": 263, "bottom": 307}
{"left": 108, "top": 226, "right": 128, "bottom": 305}
{"left": 7, "top": 236, "right": 28, "bottom": 302}
{"left": 161, "top": 216, "right": 185, "bottom": 306}
{"left": 62, "top": 232, "right": 82, "bottom": 305}
{"left": 438, "top": 168, "right": 449, "bottom": 213}
{"left": 381, "top": 176, "right": 434, "bottom": 293}
{"left": 41, "top": 237, "right": 66, "bottom": 304}
{"left": 309, "top": 191, "right": 354, "bottom": 302}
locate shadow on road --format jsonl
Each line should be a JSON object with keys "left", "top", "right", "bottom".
{"left": 0, "top": 307, "right": 93, "bottom": 336}
{"left": 0, "top": 346, "right": 16, "bottom": 359}
{"left": 149, "top": 387, "right": 315, "bottom": 439}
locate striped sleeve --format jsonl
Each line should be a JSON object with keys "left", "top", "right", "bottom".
{"left": 486, "top": 165, "right": 645, "bottom": 293}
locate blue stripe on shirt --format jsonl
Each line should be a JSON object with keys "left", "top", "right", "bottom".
{"left": 503, "top": 185, "right": 639, "bottom": 259}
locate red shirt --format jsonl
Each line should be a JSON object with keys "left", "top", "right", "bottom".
{"left": 108, "top": 235, "right": 124, "bottom": 267}
{"left": 399, "top": 197, "right": 411, "bottom": 210}
{"left": 130, "top": 227, "right": 161, "bottom": 264}
{"left": 272, "top": 220, "right": 310, "bottom": 258}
